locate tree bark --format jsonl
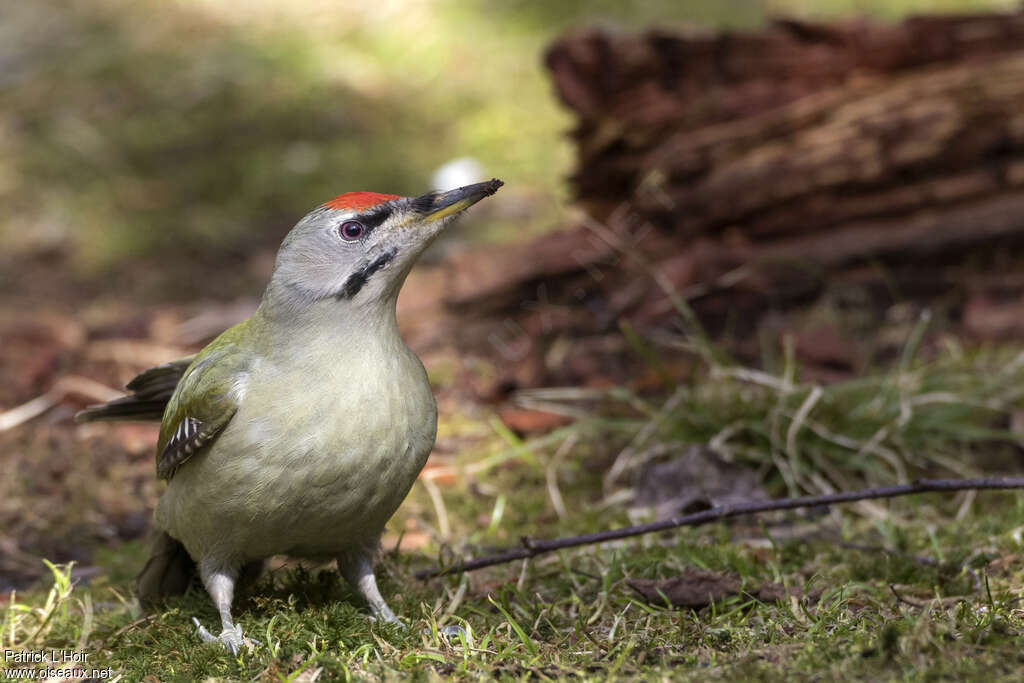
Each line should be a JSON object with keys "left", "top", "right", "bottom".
{"left": 443, "top": 12, "right": 1024, "bottom": 392}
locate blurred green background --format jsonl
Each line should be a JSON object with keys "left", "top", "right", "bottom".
{"left": 0, "top": 0, "right": 1016, "bottom": 302}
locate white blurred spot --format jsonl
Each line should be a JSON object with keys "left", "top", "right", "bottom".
{"left": 432, "top": 157, "right": 484, "bottom": 191}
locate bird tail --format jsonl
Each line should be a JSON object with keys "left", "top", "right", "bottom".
{"left": 136, "top": 530, "right": 196, "bottom": 607}
{"left": 75, "top": 397, "right": 170, "bottom": 422}
{"left": 75, "top": 356, "right": 194, "bottom": 424}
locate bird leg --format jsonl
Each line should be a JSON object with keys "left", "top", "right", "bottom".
{"left": 194, "top": 562, "right": 258, "bottom": 654}
{"left": 337, "top": 549, "right": 401, "bottom": 626}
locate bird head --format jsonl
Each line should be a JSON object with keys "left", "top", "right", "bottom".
{"left": 267, "top": 179, "right": 502, "bottom": 310}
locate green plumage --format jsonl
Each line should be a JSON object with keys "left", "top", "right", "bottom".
{"left": 155, "top": 320, "right": 253, "bottom": 479}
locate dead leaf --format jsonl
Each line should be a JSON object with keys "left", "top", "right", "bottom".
{"left": 0, "top": 375, "right": 122, "bottom": 432}
{"left": 986, "top": 553, "right": 1020, "bottom": 575}
{"left": 752, "top": 581, "right": 810, "bottom": 603}
{"left": 381, "top": 531, "right": 431, "bottom": 551}
{"left": 85, "top": 339, "right": 189, "bottom": 367}
{"left": 498, "top": 408, "right": 572, "bottom": 435}
{"left": 628, "top": 568, "right": 810, "bottom": 609}
{"left": 175, "top": 298, "right": 257, "bottom": 345}
{"left": 794, "top": 324, "right": 857, "bottom": 370}
{"left": 964, "top": 295, "right": 1024, "bottom": 339}
{"left": 108, "top": 423, "right": 161, "bottom": 455}
{"left": 629, "top": 570, "right": 741, "bottom": 608}
{"left": 630, "top": 445, "right": 766, "bottom": 520}
{"left": 419, "top": 459, "right": 458, "bottom": 485}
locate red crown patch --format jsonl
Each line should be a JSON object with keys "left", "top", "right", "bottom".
{"left": 324, "top": 192, "right": 402, "bottom": 211}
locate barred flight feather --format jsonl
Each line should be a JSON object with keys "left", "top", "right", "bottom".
{"left": 157, "top": 416, "right": 210, "bottom": 480}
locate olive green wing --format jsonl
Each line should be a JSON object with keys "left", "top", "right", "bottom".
{"left": 156, "top": 325, "right": 253, "bottom": 481}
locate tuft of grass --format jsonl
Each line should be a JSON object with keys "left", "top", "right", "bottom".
{"left": 517, "top": 318, "right": 1024, "bottom": 506}
{"left": 1, "top": 561, "right": 78, "bottom": 654}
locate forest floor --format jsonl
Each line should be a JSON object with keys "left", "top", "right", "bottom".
{"left": 8, "top": 496, "right": 1024, "bottom": 681}
{"left": 5, "top": 299, "right": 1024, "bottom": 681}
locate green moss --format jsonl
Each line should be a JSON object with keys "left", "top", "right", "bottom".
{"left": 6, "top": 498, "right": 1024, "bottom": 680}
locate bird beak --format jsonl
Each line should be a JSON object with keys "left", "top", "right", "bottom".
{"left": 412, "top": 179, "right": 504, "bottom": 224}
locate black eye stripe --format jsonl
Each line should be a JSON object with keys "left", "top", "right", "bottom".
{"left": 357, "top": 206, "right": 391, "bottom": 231}
{"left": 336, "top": 248, "right": 398, "bottom": 299}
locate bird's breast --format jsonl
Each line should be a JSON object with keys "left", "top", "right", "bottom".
{"left": 158, "top": 339, "right": 437, "bottom": 560}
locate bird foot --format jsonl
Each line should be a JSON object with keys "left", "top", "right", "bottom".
{"left": 369, "top": 607, "right": 405, "bottom": 629}
{"left": 193, "top": 618, "right": 260, "bottom": 655}
{"left": 439, "top": 624, "right": 467, "bottom": 639}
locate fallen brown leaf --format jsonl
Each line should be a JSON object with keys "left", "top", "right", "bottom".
{"left": 985, "top": 553, "right": 1020, "bottom": 575}
{"left": 628, "top": 568, "right": 811, "bottom": 609}
{"left": 0, "top": 375, "right": 123, "bottom": 432}
{"left": 381, "top": 531, "right": 431, "bottom": 552}
{"left": 630, "top": 445, "right": 767, "bottom": 520}
{"left": 497, "top": 408, "right": 573, "bottom": 435}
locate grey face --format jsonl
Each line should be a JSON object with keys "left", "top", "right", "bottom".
{"left": 269, "top": 180, "right": 503, "bottom": 307}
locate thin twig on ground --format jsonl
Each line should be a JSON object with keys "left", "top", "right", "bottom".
{"left": 415, "top": 477, "right": 1024, "bottom": 579}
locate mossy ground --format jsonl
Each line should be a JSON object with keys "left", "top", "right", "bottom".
{"left": 6, "top": 342, "right": 1024, "bottom": 681}
{"left": 6, "top": 496, "right": 1024, "bottom": 680}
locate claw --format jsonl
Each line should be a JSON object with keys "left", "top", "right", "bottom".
{"left": 193, "top": 618, "right": 258, "bottom": 654}
{"left": 439, "top": 624, "right": 466, "bottom": 639}
{"left": 369, "top": 607, "right": 405, "bottom": 629}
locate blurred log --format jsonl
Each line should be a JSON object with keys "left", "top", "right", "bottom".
{"left": 442, "top": 12, "right": 1024, "bottom": 392}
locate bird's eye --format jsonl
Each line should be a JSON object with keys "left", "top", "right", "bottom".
{"left": 339, "top": 221, "right": 364, "bottom": 241}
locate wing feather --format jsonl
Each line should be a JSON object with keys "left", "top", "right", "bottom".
{"left": 155, "top": 324, "right": 252, "bottom": 481}
{"left": 157, "top": 415, "right": 228, "bottom": 479}
{"left": 75, "top": 356, "right": 196, "bottom": 423}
